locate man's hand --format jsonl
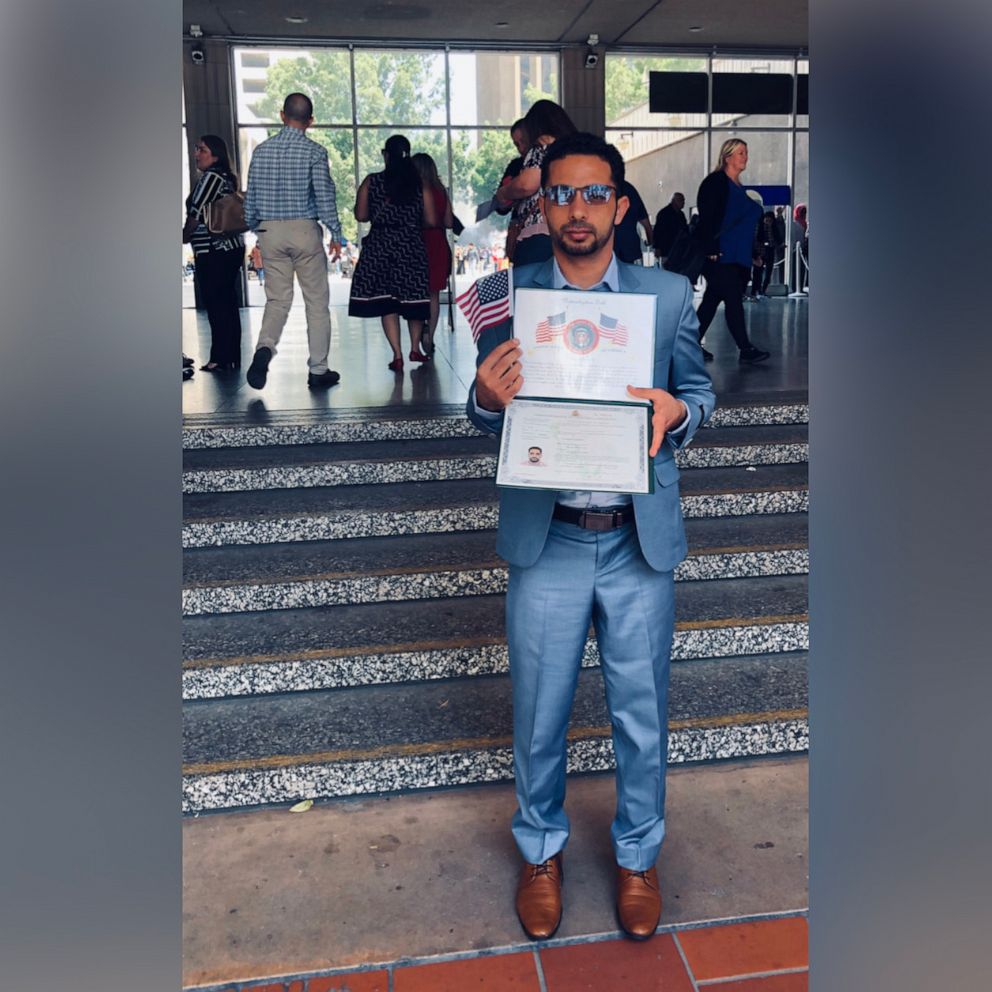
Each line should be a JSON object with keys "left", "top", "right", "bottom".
{"left": 328, "top": 240, "right": 342, "bottom": 261}
{"left": 476, "top": 338, "right": 523, "bottom": 412}
{"left": 626, "top": 385, "right": 687, "bottom": 457}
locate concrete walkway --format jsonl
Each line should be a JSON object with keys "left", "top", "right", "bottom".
{"left": 183, "top": 755, "right": 807, "bottom": 988}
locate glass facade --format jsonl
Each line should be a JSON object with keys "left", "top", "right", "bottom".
{"left": 185, "top": 46, "right": 808, "bottom": 306}
{"left": 230, "top": 46, "right": 559, "bottom": 257}
{"left": 606, "top": 52, "right": 808, "bottom": 280}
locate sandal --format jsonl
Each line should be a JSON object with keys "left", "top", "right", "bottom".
{"left": 388, "top": 357, "right": 404, "bottom": 372}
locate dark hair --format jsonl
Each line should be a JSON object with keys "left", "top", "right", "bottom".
{"left": 283, "top": 92, "right": 314, "bottom": 122}
{"left": 199, "top": 134, "right": 238, "bottom": 185}
{"left": 540, "top": 132, "right": 625, "bottom": 189}
{"left": 410, "top": 152, "right": 442, "bottom": 189}
{"left": 382, "top": 134, "right": 419, "bottom": 204}
{"left": 522, "top": 100, "right": 577, "bottom": 145}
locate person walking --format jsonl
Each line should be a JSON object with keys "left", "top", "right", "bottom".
{"left": 748, "top": 211, "right": 778, "bottom": 300}
{"left": 468, "top": 132, "right": 715, "bottom": 943}
{"left": 249, "top": 243, "right": 264, "bottom": 286}
{"left": 348, "top": 134, "right": 436, "bottom": 372}
{"left": 411, "top": 152, "right": 454, "bottom": 357}
{"left": 652, "top": 193, "right": 688, "bottom": 267}
{"left": 790, "top": 203, "right": 809, "bottom": 293}
{"left": 693, "top": 138, "right": 770, "bottom": 363}
{"left": 242, "top": 92, "right": 343, "bottom": 391}
{"left": 184, "top": 134, "right": 245, "bottom": 373}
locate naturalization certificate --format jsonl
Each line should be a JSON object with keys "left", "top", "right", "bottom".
{"left": 496, "top": 398, "right": 652, "bottom": 494}
{"left": 513, "top": 287, "right": 657, "bottom": 403}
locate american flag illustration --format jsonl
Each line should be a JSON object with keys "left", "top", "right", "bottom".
{"left": 598, "top": 312, "right": 629, "bottom": 345}
{"left": 535, "top": 311, "right": 567, "bottom": 342}
{"left": 456, "top": 269, "right": 513, "bottom": 342}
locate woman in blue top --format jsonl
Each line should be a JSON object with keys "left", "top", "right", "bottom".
{"left": 694, "top": 139, "right": 770, "bottom": 364}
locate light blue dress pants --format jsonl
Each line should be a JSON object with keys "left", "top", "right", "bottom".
{"left": 506, "top": 518, "right": 675, "bottom": 871}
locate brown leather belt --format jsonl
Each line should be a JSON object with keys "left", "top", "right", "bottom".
{"left": 552, "top": 504, "right": 633, "bottom": 531}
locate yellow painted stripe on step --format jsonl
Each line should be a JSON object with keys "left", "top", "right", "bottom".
{"left": 182, "top": 709, "right": 807, "bottom": 776}
{"left": 676, "top": 613, "right": 808, "bottom": 631}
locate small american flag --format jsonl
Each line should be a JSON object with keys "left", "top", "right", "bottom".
{"left": 535, "top": 311, "right": 567, "bottom": 342}
{"left": 599, "top": 312, "right": 629, "bottom": 346}
{"left": 456, "top": 269, "right": 513, "bottom": 342}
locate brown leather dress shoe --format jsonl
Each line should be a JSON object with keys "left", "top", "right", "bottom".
{"left": 515, "top": 853, "right": 563, "bottom": 940}
{"left": 616, "top": 865, "right": 662, "bottom": 940}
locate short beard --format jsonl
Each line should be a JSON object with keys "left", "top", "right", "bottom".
{"left": 551, "top": 225, "right": 612, "bottom": 257}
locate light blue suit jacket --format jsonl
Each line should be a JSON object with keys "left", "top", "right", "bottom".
{"left": 467, "top": 258, "right": 716, "bottom": 572}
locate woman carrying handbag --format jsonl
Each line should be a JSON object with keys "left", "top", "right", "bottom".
{"left": 184, "top": 135, "right": 245, "bottom": 372}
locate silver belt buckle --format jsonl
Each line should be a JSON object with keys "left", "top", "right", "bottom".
{"left": 580, "top": 510, "right": 618, "bottom": 531}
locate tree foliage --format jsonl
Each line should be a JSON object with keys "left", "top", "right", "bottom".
{"left": 605, "top": 56, "right": 702, "bottom": 124}
{"left": 250, "top": 50, "right": 529, "bottom": 241}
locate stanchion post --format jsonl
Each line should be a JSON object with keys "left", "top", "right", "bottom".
{"left": 788, "top": 239, "right": 808, "bottom": 298}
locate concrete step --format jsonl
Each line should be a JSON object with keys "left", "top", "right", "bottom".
{"left": 182, "top": 424, "right": 808, "bottom": 494}
{"left": 183, "top": 513, "right": 809, "bottom": 616}
{"left": 182, "top": 652, "right": 808, "bottom": 813}
{"left": 182, "top": 573, "right": 808, "bottom": 699}
{"left": 182, "top": 463, "right": 809, "bottom": 548}
{"left": 181, "top": 397, "right": 808, "bottom": 450}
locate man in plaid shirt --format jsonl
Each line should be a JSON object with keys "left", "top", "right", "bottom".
{"left": 244, "top": 92, "right": 343, "bottom": 390}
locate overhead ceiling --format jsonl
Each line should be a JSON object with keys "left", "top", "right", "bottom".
{"left": 184, "top": 0, "right": 807, "bottom": 51}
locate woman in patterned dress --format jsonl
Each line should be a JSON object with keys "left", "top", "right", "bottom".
{"left": 348, "top": 134, "right": 437, "bottom": 372}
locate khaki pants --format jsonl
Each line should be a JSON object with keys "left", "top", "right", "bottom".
{"left": 254, "top": 219, "right": 332, "bottom": 373}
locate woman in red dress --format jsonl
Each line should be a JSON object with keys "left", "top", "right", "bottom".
{"left": 411, "top": 153, "right": 454, "bottom": 357}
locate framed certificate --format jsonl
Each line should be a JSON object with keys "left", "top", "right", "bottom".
{"left": 513, "top": 288, "right": 657, "bottom": 403}
{"left": 496, "top": 398, "right": 653, "bottom": 495}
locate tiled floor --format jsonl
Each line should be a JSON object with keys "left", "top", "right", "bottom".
{"left": 194, "top": 915, "right": 807, "bottom": 991}
{"left": 181, "top": 276, "right": 808, "bottom": 419}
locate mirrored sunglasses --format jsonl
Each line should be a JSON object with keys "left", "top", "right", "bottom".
{"left": 542, "top": 183, "right": 617, "bottom": 206}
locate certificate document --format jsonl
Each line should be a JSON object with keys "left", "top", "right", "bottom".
{"left": 513, "top": 287, "right": 657, "bottom": 403}
{"left": 496, "top": 398, "right": 652, "bottom": 494}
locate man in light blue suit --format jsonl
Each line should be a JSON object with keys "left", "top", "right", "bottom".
{"left": 467, "top": 133, "right": 716, "bottom": 942}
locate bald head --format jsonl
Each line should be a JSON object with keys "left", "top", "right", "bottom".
{"left": 282, "top": 92, "right": 314, "bottom": 124}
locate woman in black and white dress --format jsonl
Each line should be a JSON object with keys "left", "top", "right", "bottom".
{"left": 184, "top": 134, "right": 244, "bottom": 372}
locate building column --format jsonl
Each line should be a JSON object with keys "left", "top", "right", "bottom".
{"left": 561, "top": 46, "right": 605, "bottom": 136}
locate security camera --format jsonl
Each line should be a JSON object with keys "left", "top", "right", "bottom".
{"left": 189, "top": 23, "right": 203, "bottom": 38}
{"left": 584, "top": 50, "right": 599, "bottom": 69}
{"left": 191, "top": 47, "right": 205, "bottom": 65}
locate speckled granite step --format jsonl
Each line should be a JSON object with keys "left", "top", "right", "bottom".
{"left": 181, "top": 652, "right": 808, "bottom": 813}
{"left": 182, "top": 514, "right": 809, "bottom": 616}
{"left": 182, "top": 464, "right": 809, "bottom": 548}
{"left": 181, "top": 398, "right": 809, "bottom": 450}
{"left": 182, "top": 574, "right": 808, "bottom": 699}
{"left": 182, "top": 425, "right": 808, "bottom": 494}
